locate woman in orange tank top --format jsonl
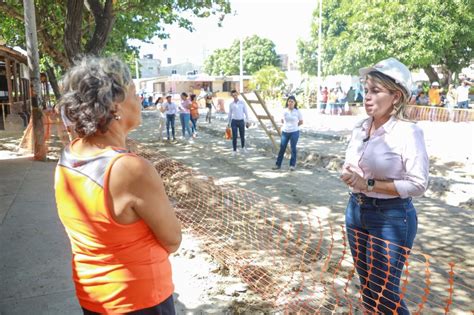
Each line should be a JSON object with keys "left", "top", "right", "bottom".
{"left": 55, "top": 56, "right": 182, "bottom": 314}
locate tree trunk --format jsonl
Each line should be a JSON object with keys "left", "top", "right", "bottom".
{"left": 423, "top": 66, "right": 440, "bottom": 85}
{"left": 64, "top": 0, "right": 84, "bottom": 63}
{"left": 440, "top": 66, "right": 452, "bottom": 86}
{"left": 45, "top": 62, "right": 61, "bottom": 100}
{"left": 85, "top": 0, "right": 116, "bottom": 56}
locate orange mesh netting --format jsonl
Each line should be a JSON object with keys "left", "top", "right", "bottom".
{"left": 19, "top": 110, "right": 70, "bottom": 154}
{"left": 129, "top": 140, "right": 472, "bottom": 314}
{"left": 404, "top": 105, "right": 474, "bottom": 122}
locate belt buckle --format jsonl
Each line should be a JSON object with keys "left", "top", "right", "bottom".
{"left": 356, "top": 194, "right": 364, "bottom": 205}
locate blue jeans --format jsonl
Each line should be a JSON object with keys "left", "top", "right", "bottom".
{"left": 345, "top": 193, "right": 417, "bottom": 315}
{"left": 275, "top": 131, "right": 299, "bottom": 167}
{"left": 179, "top": 113, "right": 192, "bottom": 138}
{"left": 166, "top": 114, "right": 175, "bottom": 139}
{"left": 190, "top": 116, "right": 198, "bottom": 134}
{"left": 457, "top": 100, "right": 469, "bottom": 109}
{"left": 231, "top": 119, "right": 245, "bottom": 151}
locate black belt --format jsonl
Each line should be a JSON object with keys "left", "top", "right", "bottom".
{"left": 350, "top": 193, "right": 411, "bottom": 206}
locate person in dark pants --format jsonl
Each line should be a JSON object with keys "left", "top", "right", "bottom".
{"left": 205, "top": 94, "right": 214, "bottom": 123}
{"left": 227, "top": 90, "right": 249, "bottom": 156}
{"left": 340, "top": 57, "right": 429, "bottom": 314}
{"left": 272, "top": 95, "right": 303, "bottom": 171}
{"left": 163, "top": 95, "right": 177, "bottom": 141}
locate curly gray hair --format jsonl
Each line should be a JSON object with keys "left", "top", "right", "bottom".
{"left": 58, "top": 56, "right": 132, "bottom": 138}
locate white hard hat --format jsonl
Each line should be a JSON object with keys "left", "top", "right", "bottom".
{"left": 359, "top": 57, "right": 412, "bottom": 96}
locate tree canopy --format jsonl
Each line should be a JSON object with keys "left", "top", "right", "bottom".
{"left": 249, "top": 65, "right": 286, "bottom": 100}
{"left": 0, "top": 0, "right": 231, "bottom": 69}
{"left": 298, "top": 0, "right": 474, "bottom": 84}
{"left": 204, "top": 35, "right": 280, "bottom": 75}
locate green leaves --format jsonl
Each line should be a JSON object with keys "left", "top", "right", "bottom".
{"left": 249, "top": 65, "right": 286, "bottom": 100}
{"left": 298, "top": 0, "right": 474, "bottom": 80}
{"left": 0, "top": 0, "right": 231, "bottom": 70}
{"left": 203, "top": 35, "right": 280, "bottom": 75}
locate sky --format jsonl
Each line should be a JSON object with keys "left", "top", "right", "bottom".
{"left": 137, "top": 0, "right": 317, "bottom": 65}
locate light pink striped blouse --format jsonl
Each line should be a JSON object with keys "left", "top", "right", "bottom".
{"left": 343, "top": 116, "right": 429, "bottom": 199}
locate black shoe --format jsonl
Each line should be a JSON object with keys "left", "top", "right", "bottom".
{"left": 272, "top": 166, "right": 281, "bottom": 170}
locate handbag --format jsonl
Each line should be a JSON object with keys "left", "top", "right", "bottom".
{"left": 225, "top": 126, "right": 232, "bottom": 140}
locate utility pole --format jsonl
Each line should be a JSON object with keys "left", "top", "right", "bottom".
{"left": 239, "top": 37, "right": 243, "bottom": 93}
{"left": 316, "top": 0, "right": 323, "bottom": 110}
{"left": 23, "top": 0, "right": 46, "bottom": 160}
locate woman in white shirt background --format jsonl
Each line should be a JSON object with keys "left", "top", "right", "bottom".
{"left": 154, "top": 96, "right": 165, "bottom": 141}
{"left": 340, "top": 58, "right": 429, "bottom": 315}
{"left": 272, "top": 95, "right": 303, "bottom": 171}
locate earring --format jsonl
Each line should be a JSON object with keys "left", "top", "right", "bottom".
{"left": 114, "top": 115, "right": 121, "bottom": 121}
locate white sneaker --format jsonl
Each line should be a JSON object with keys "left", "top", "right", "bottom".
{"left": 242, "top": 147, "right": 249, "bottom": 153}
{"left": 289, "top": 166, "right": 296, "bottom": 171}
{"left": 231, "top": 150, "right": 237, "bottom": 157}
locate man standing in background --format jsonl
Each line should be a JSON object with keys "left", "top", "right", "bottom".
{"left": 227, "top": 90, "right": 249, "bottom": 156}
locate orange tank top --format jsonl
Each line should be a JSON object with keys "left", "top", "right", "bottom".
{"left": 55, "top": 142, "right": 174, "bottom": 313}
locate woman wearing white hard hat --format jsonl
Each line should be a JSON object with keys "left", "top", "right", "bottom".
{"left": 340, "top": 57, "right": 429, "bottom": 314}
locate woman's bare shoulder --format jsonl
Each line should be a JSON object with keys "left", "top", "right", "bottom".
{"left": 110, "top": 154, "right": 157, "bottom": 184}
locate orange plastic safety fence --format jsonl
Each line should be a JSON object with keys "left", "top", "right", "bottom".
{"left": 405, "top": 105, "right": 474, "bottom": 122}
{"left": 129, "top": 139, "right": 472, "bottom": 314}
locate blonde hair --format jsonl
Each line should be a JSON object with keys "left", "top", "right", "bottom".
{"left": 366, "top": 71, "right": 410, "bottom": 120}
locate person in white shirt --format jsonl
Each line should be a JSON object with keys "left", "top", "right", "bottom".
{"left": 227, "top": 90, "right": 249, "bottom": 155}
{"left": 456, "top": 80, "right": 472, "bottom": 109}
{"left": 340, "top": 57, "right": 429, "bottom": 315}
{"left": 272, "top": 96, "right": 303, "bottom": 171}
{"left": 163, "top": 95, "right": 177, "bottom": 141}
{"left": 154, "top": 97, "right": 166, "bottom": 141}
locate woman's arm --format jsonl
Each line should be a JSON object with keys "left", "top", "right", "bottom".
{"left": 341, "top": 166, "right": 400, "bottom": 196}
{"left": 108, "top": 155, "right": 182, "bottom": 253}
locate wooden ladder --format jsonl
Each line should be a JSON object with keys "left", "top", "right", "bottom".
{"left": 240, "top": 91, "right": 282, "bottom": 153}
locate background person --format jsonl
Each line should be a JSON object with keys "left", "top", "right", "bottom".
{"left": 164, "top": 95, "right": 177, "bottom": 141}
{"left": 178, "top": 92, "right": 192, "bottom": 140}
{"left": 415, "top": 91, "right": 429, "bottom": 105}
{"left": 55, "top": 56, "right": 182, "bottom": 314}
{"left": 272, "top": 95, "right": 303, "bottom": 171}
{"left": 320, "top": 86, "right": 328, "bottom": 114}
{"left": 189, "top": 94, "right": 199, "bottom": 137}
{"left": 428, "top": 81, "right": 442, "bottom": 106}
{"left": 446, "top": 84, "right": 457, "bottom": 121}
{"left": 155, "top": 96, "right": 166, "bottom": 141}
{"left": 456, "top": 79, "right": 472, "bottom": 109}
{"left": 227, "top": 89, "right": 249, "bottom": 156}
{"left": 340, "top": 57, "right": 429, "bottom": 315}
{"left": 205, "top": 94, "right": 214, "bottom": 123}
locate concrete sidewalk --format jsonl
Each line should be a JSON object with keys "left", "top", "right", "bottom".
{"left": 0, "top": 158, "right": 81, "bottom": 314}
